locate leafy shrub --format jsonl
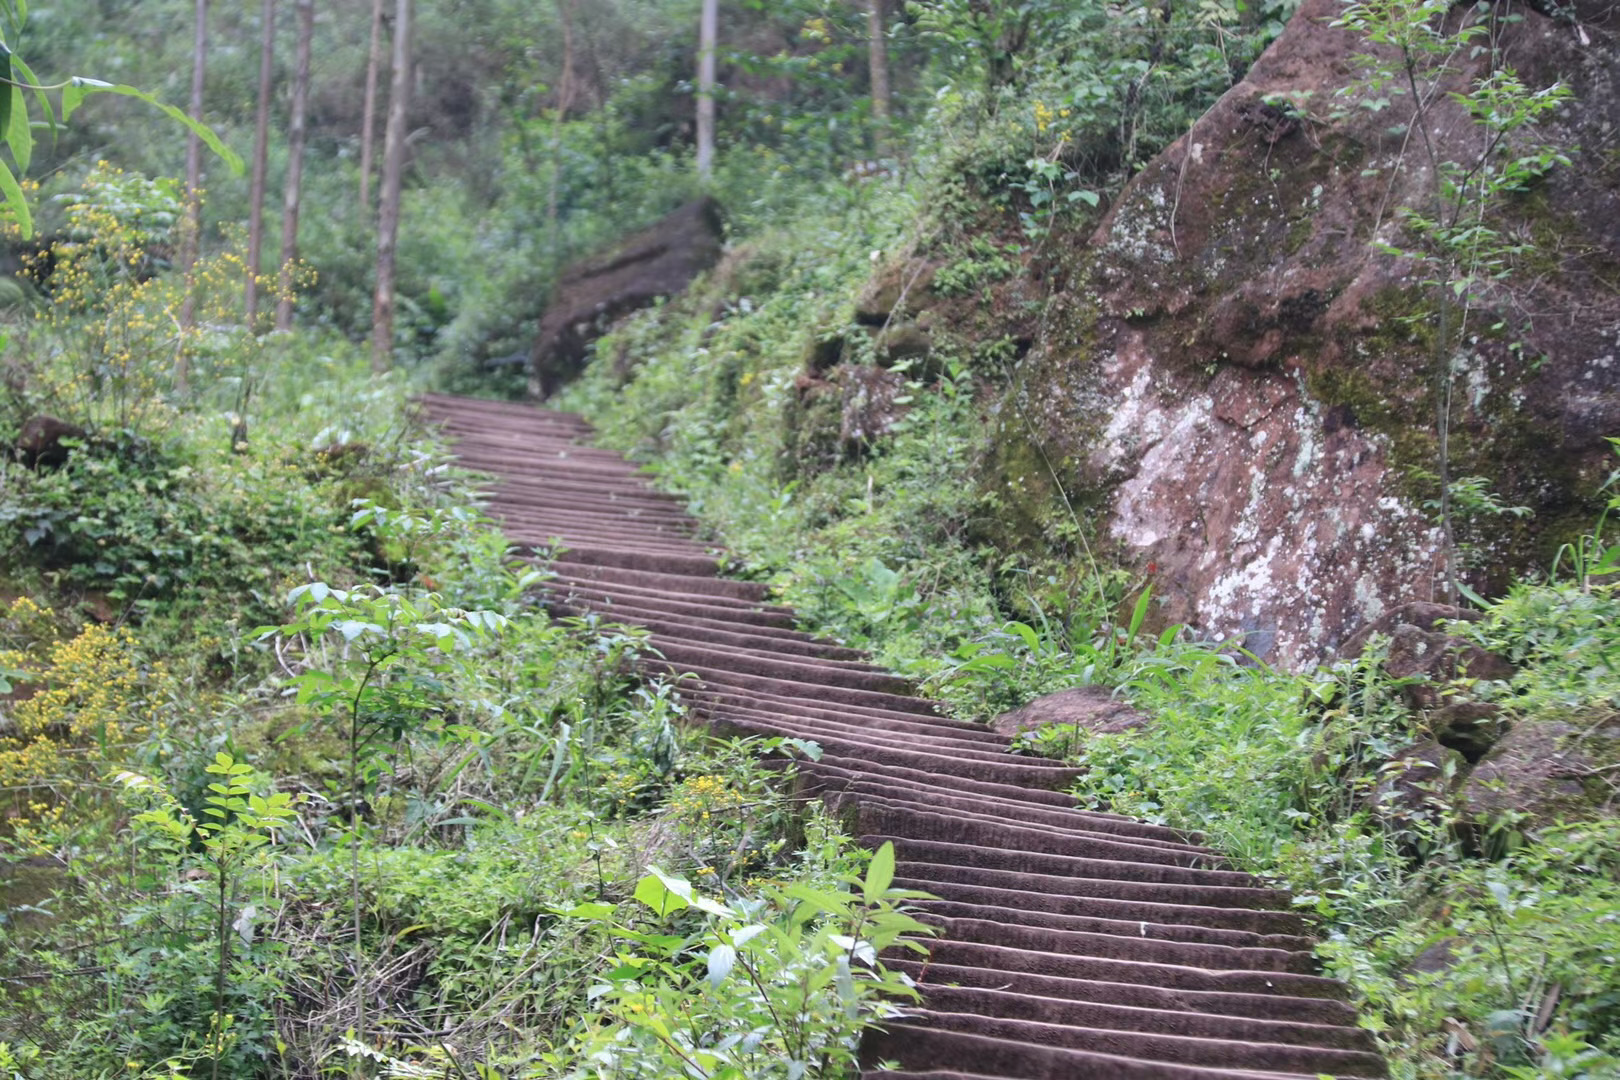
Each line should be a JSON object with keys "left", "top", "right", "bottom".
{"left": 544, "top": 841, "right": 931, "bottom": 1080}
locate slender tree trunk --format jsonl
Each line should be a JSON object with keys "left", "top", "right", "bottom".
{"left": 695, "top": 0, "right": 717, "bottom": 182}
{"left": 358, "top": 0, "right": 385, "bottom": 209}
{"left": 275, "top": 0, "right": 314, "bottom": 332}
{"left": 246, "top": 0, "right": 277, "bottom": 326}
{"left": 176, "top": 0, "right": 208, "bottom": 390}
{"left": 547, "top": 0, "right": 577, "bottom": 260}
{"left": 867, "top": 0, "right": 890, "bottom": 154}
{"left": 371, "top": 0, "right": 412, "bottom": 373}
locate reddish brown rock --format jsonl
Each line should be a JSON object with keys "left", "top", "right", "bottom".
{"left": 15, "top": 415, "right": 86, "bottom": 469}
{"left": 1459, "top": 721, "right": 1599, "bottom": 833}
{"left": 992, "top": 685, "right": 1149, "bottom": 739}
{"left": 855, "top": 259, "right": 936, "bottom": 325}
{"left": 837, "top": 365, "right": 910, "bottom": 456}
{"left": 529, "top": 197, "right": 726, "bottom": 398}
{"left": 998, "top": 0, "right": 1620, "bottom": 668}
{"left": 1370, "top": 739, "right": 1463, "bottom": 828}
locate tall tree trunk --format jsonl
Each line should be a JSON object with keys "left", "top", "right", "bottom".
{"left": 371, "top": 0, "right": 412, "bottom": 373}
{"left": 245, "top": 0, "right": 277, "bottom": 326}
{"left": 358, "top": 0, "right": 385, "bottom": 209}
{"left": 867, "top": 0, "right": 890, "bottom": 154}
{"left": 275, "top": 0, "right": 314, "bottom": 332}
{"left": 695, "top": 0, "right": 716, "bottom": 182}
{"left": 547, "top": 0, "right": 577, "bottom": 260}
{"left": 176, "top": 0, "right": 208, "bottom": 390}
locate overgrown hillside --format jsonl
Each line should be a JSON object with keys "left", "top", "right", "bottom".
{"left": 3, "top": 0, "right": 1619, "bottom": 1078}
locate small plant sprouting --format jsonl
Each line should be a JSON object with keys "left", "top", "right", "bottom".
{"left": 121, "top": 754, "right": 299, "bottom": 1080}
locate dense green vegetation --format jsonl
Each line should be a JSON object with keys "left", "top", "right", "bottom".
{"left": 2, "top": 0, "right": 1617, "bottom": 1078}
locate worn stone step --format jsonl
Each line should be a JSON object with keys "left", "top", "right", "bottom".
{"left": 908, "top": 898, "right": 1314, "bottom": 954}
{"left": 799, "top": 757, "right": 1086, "bottom": 810}
{"left": 543, "top": 558, "right": 768, "bottom": 601}
{"left": 862, "top": 1025, "right": 1319, "bottom": 1079}
{"left": 834, "top": 779, "right": 1202, "bottom": 846}
{"left": 917, "top": 916, "right": 1317, "bottom": 976}
{"left": 837, "top": 789, "right": 1214, "bottom": 859}
{"left": 886, "top": 857, "right": 1291, "bottom": 914}
{"left": 707, "top": 706, "right": 1021, "bottom": 760}
{"left": 862, "top": 836, "right": 1267, "bottom": 894}
{"left": 546, "top": 571, "right": 783, "bottom": 615}
{"left": 906, "top": 939, "right": 1348, "bottom": 999}
{"left": 889, "top": 1011, "right": 1386, "bottom": 1077}
{"left": 849, "top": 804, "right": 1231, "bottom": 872}
{"left": 652, "top": 638, "right": 915, "bottom": 693}
{"left": 887, "top": 961, "right": 1357, "bottom": 1027}
{"left": 915, "top": 985, "right": 1376, "bottom": 1053}
{"left": 715, "top": 719, "right": 1082, "bottom": 789}
{"left": 548, "top": 588, "right": 798, "bottom": 629}
{"left": 890, "top": 875, "right": 1307, "bottom": 938}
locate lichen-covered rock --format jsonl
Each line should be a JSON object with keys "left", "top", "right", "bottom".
{"left": 854, "top": 259, "right": 936, "bottom": 325}
{"left": 837, "top": 365, "right": 910, "bottom": 457}
{"left": 1429, "top": 701, "right": 1510, "bottom": 764}
{"left": 1002, "top": 0, "right": 1620, "bottom": 667}
{"left": 991, "top": 685, "right": 1149, "bottom": 739}
{"left": 783, "top": 364, "right": 912, "bottom": 471}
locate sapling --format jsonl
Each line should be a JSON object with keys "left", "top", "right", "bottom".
{"left": 1334, "top": 0, "right": 1571, "bottom": 601}
{"left": 121, "top": 753, "right": 299, "bottom": 1080}
{"left": 261, "top": 581, "right": 505, "bottom": 1073}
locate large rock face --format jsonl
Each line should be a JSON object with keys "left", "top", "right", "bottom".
{"left": 1004, "top": 0, "right": 1620, "bottom": 666}
{"left": 530, "top": 197, "right": 726, "bottom": 398}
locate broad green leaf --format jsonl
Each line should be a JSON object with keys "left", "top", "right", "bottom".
{"left": 783, "top": 883, "right": 853, "bottom": 919}
{"left": 61, "top": 78, "right": 244, "bottom": 174}
{"left": 5, "top": 83, "right": 29, "bottom": 173}
{"left": 1007, "top": 621, "right": 1040, "bottom": 651}
{"left": 863, "top": 841, "right": 895, "bottom": 903}
{"left": 0, "top": 156, "right": 31, "bottom": 238}
{"left": 633, "top": 871, "right": 689, "bottom": 916}
{"left": 1127, "top": 585, "right": 1154, "bottom": 638}
{"left": 706, "top": 944, "right": 735, "bottom": 988}
{"left": 0, "top": 47, "right": 13, "bottom": 168}
{"left": 731, "top": 923, "right": 768, "bottom": 947}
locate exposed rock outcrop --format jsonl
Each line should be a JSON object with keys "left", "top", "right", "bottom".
{"left": 1459, "top": 718, "right": 1618, "bottom": 835}
{"left": 996, "top": 0, "right": 1619, "bottom": 667}
{"left": 529, "top": 197, "right": 726, "bottom": 398}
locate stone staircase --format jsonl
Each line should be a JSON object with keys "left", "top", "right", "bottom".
{"left": 416, "top": 392, "right": 1386, "bottom": 1080}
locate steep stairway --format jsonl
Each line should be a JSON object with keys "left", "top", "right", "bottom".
{"left": 416, "top": 392, "right": 1386, "bottom": 1080}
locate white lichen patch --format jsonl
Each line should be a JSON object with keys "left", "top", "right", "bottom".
{"left": 1096, "top": 348, "right": 1446, "bottom": 667}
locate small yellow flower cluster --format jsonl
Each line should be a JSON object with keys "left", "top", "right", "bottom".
{"left": 664, "top": 773, "right": 747, "bottom": 823}
{"left": 0, "top": 177, "right": 40, "bottom": 240}
{"left": 17, "top": 162, "right": 319, "bottom": 436}
{"left": 597, "top": 767, "right": 648, "bottom": 816}
{"left": 1032, "top": 101, "right": 1074, "bottom": 142}
{"left": 0, "top": 622, "right": 159, "bottom": 815}
{"left": 1, "top": 595, "right": 56, "bottom": 649}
